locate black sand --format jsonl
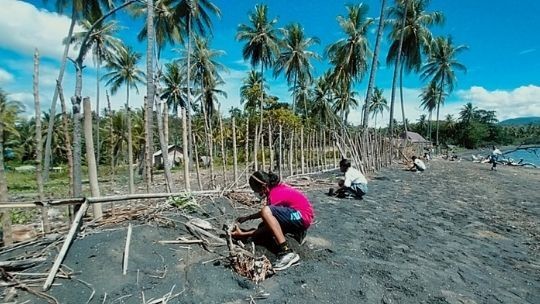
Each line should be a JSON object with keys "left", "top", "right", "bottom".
{"left": 2, "top": 159, "right": 539, "bottom": 303}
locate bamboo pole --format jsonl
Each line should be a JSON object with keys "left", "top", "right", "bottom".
{"left": 278, "top": 124, "right": 283, "bottom": 180}
{"left": 122, "top": 223, "right": 132, "bottom": 275}
{"left": 245, "top": 121, "right": 250, "bottom": 183}
{"left": 288, "top": 129, "right": 294, "bottom": 176}
{"left": 83, "top": 98, "right": 102, "bottom": 219}
{"left": 43, "top": 200, "right": 89, "bottom": 291}
{"left": 182, "top": 108, "right": 190, "bottom": 191}
{"left": 219, "top": 112, "right": 227, "bottom": 186}
{"left": 261, "top": 127, "right": 266, "bottom": 171}
{"left": 300, "top": 127, "right": 305, "bottom": 174}
{"left": 193, "top": 133, "right": 202, "bottom": 190}
{"left": 34, "top": 49, "right": 50, "bottom": 233}
{"left": 268, "top": 123, "right": 273, "bottom": 172}
{"left": 232, "top": 117, "right": 238, "bottom": 186}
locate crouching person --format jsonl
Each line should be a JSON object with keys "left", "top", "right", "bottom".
{"left": 232, "top": 171, "right": 314, "bottom": 271}
{"left": 329, "top": 159, "right": 368, "bottom": 199}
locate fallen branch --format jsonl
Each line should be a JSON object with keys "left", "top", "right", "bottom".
{"left": 0, "top": 258, "right": 46, "bottom": 270}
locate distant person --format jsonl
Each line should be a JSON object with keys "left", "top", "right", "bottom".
{"left": 489, "top": 146, "right": 503, "bottom": 170}
{"left": 410, "top": 156, "right": 426, "bottom": 172}
{"left": 328, "top": 159, "right": 368, "bottom": 199}
{"left": 232, "top": 171, "right": 314, "bottom": 271}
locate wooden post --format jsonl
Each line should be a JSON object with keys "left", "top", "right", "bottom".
{"left": 268, "top": 123, "right": 273, "bottom": 172}
{"left": 193, "top": 133, "right": 202, "bottom": 190}
{"left": 232, "top": 117, "right": 238, "bottom": 185}
{"left": 34, "top": 49, "right": 50, "bottom": 233}
{"left": 83, "top": 98, "right": 102, "bottom": 219}
{"left": 219, "top": 112, "right": 227, "bottom": 186}
{"left": 182, "top": 108, "right": 190, "bottom": 191}
{"left": 300, "top": 127, "right": 305, "bottom": 174}
{"left": 123, "top": 223, "right": 132, "bottom": 275}
{"left": 288, "top": 129, "right": 294, "bottom": 176}
{"left": 245, "top": 121, "right": 250, "bottom": 183}
{"left": 253, "top": 124, "right": 258, "bottom": 173}
{"left": 278, "top": 124, "right": 283, "bottom": 180}
{"left": 43, "top": 200, "right": 89, "bottom": 291}
{"left": 261, "top": 127, "right": 266, "bottom": 171}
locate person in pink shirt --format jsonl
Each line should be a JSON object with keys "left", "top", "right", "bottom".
{"left": 232, "top": 170, "right": 314, "bottom": 271}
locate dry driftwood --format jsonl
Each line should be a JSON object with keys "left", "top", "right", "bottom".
{"left": 0, "top": 258, "right": 46, "bottom": 270}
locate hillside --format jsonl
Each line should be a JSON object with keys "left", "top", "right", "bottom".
{"left": 499, "top": 116, "right": 540, "bottom": 126}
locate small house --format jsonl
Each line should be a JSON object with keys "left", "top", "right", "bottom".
{"left": 153, "top": 145, "right": 183, "bottom": 168}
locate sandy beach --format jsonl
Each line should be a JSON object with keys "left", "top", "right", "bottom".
{"left": 2, "top": 158, "right": 539, "bottom": 303}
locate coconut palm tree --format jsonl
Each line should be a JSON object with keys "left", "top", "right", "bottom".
{"left": 176, "top": 0, "right": 221, "bottom": 170}
{"left": 236, "top": 4, "right": 280, "bottom": 171}
{"left": 327, "top": 3, "right": 373, "bottom": 123}
{"left": 362, "top": 0, "right": 387, "bottom": 128}
{"left": 273, "top": 23, "right": 320, "bottom": 112}
{"left": 419, "top": 80, "right": 443, "bottom": 140}
{"left": 386, "top": 0, "right": 444, "bottom": 135}
{"left": 291, "top": 75, "right": 312, "bottom": 118}
{"left": 368, "top": 87, "right": 389, "bottom": 128}
{"left": 240, "top": 70, "right": 267, "bottom": 114}
{"left": 43, "top": 0, "right": 115, "bottom": 181}
{"left": 421, "top": 36, "right": 467, "bottom": 147}
{"left": 131, "top": 0, "right": 185, "bottom": 58}
{"left": 68, "top": 13, "right": 122, "bottom": 168}
{"left": 102, "top": 45, "right": 145, "bottom": 194}
{"left": 310, "top": 76, "right": 337, "bottom": 125}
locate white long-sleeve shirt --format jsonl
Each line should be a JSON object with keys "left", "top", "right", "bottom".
{"left": 344, "top": 167, "right": 367, "bottom": 187}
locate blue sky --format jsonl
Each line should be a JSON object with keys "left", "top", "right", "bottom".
{"left": 0, "top": 0, "right": 539, "bottom": 126}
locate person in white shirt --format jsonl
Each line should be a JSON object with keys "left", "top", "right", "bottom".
{"left": 410, "top": 156, "right": 426, "bottom": 172}
{"left": 328, "top": 159, "right": 368, "bottom": 199}
{"left": 490, "top": 146, "right": 502, "bottom": 170}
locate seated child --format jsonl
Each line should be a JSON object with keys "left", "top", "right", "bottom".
{"left": 328, "top": 159, "right": 368, "bottom": 199}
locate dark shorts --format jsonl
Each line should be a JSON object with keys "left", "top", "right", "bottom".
{"left": 269, "top": 206, "right": 306, "bottom": 234}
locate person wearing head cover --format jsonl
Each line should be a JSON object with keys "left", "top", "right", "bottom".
{"left": 231, "top": 171, "right": 314, "bottom": 271}
{"left": 410, "top": 155, "right": 426, "bottom": 172}
{"left": 328, "top": 159, "right": 368, "bottom": 199}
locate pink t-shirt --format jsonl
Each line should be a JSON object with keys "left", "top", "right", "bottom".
{"left": 267, "top": 183, "right": 314, "bottom": 228}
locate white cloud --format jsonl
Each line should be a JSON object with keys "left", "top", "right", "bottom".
{"left": 0, "top": 0, "right": 80, "bottom": 59}
{"left": 456, "top": 85, "right": 540, "bottom": 121}
{"left": 0, "top": 68, "right": 14, "bottom": 84}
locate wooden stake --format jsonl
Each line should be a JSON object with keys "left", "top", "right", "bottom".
{"left": 83, "top": 98, "right": 102, "bottom": 219}
{"left": 43, "top": 200, "right": 89, "bottom": 291}
{"left": 123, "top": 223, "right": 132, "bottom": 275}
{"left": 232, "top": 117, "right": 238, "bottom": 186}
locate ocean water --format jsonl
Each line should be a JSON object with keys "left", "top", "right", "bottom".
{"left": 503, "top": 148, "right": 540, "bottom": 167}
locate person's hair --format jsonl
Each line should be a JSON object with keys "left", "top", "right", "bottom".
{"left": 412, "top": 156, "right": 417, "bottom": 160}
{"left": 339, "top": 158, "right": 351, "bottom": 169}
{"left": 249, "top": 171, "right": 280, "bottom": 193}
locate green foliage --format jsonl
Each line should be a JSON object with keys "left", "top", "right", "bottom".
{"left": 10, "top": 208, "right": 37, "bottom": 225}
{"left": 167, "top": 194, "right": 200, "bottom": 213}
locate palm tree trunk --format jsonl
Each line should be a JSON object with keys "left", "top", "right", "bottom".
{"left": 163, "top": 102, "right": 169, "bottom": 150}
{"left": 0, "top": 119, "right": 13, "bottom": 246}
{"left": 57, "top": 82, "right": 73, "bottom": 196}
{"left": 268, "top": 123, "right": 273, "bottom": 171}
{"left": 72, "top": 62, "right": 83, "bottom": 198}
{"left": 186, "top": 12, "right": 194, "bottom": 168}
{"left": 83, "top": 98, "right": 102, "bottom": 219}
{"left": 145, "top": 0, "right": 155, "bottom": 192}
{"left": 182, "top": 108, "right": 190, "bottom": 191}
{"left": 126, "top": 85, "right": 135, "bottom": 194}
{"left": 399, "top": 62, "right": 408, "bottom": 134}
{"left": 33, "top": 49, "right": 50, "bottom": 233}
{"left": 427, "top": 111, "right": 432, "bottom": 141}
{"left": 95, "top": 56, "right": 101, "bottom": 172}
{"left": 362, "top": 0, "right": 386, "bottom": 128}
{"left": 388, "top": 0, "right": 409, "bottom": 137}
{"left": 436, "top": 75, "right": 445, "bottom": 148}
{"left": 107, "top": 91, "right": 114, "bottom": 178}
{"left": 245, "top": 121, "right": 249, "bottom": 183}
{"left": 43, "top": 5, "right": 77, "bottom": 182}
{"left": 256, "top": 64, "right": 265, "bottom": 171}
{"left": 278, "top": 124, "right": 283, "bottom": 180}
{"left": 300, "top": 126, "right": 305, "bottom": 174}
{"left": 155, "top": 95, "right": 174, "bottom": 192}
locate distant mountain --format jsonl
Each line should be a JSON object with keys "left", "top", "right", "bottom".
{"left": 499, "top": 116, "right": 540, "bottom": 126}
